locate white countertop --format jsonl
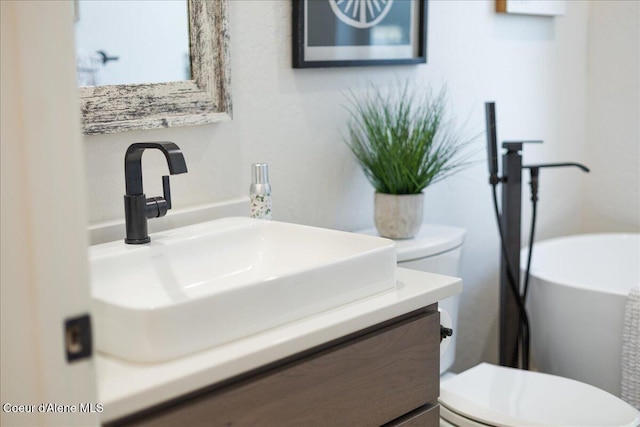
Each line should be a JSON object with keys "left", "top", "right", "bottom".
{"left": 96, "top": 267, "right": 462, "bottom": 423}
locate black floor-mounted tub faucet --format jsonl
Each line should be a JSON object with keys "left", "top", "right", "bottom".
{"left": 123, "top": 142, "right": 188, "bottom": 244}
{"left": 485, "top": 102, "right": 589, "bottom": 370}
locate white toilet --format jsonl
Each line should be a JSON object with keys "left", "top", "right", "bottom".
{"left": 359, "top": 224, "right": 640, "bottom": 427}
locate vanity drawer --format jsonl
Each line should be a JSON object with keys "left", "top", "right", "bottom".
{"left": 384, "top": 404, "right": 440, "bottom": 426}
{"left": 110, "top": 307, "right": 440, "bottom": 427}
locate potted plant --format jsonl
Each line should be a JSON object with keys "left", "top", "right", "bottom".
{"left": 344, "top": 81, "right": 471, "bottom": 239}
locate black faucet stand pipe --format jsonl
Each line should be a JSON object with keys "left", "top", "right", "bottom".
{"left": 485, "top": 102, "right": 590, "bottom": 370}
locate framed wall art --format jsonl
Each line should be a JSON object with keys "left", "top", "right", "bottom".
{"left": 292, "top": 0, "right": 427, "bottom": 68}
{"left": 496, "top": 0, "right": 566, "bottom": 16}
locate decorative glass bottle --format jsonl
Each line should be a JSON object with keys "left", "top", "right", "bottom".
{"left": 250, "top": 163, "right": 272, "bottom": 220}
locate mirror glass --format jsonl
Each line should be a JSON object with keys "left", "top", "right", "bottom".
{"left": 74, "top": 0, "right": 190, "bottom": 86}
{"left": 76, "top": 0, "right": 232, "bottom": 135}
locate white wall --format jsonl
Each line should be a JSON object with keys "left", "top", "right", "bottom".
{"left": 83, "top": 1, "right": 591, "bottom": 372}
{"left": 583, "top": 1, "right": 640, "bottom": 233}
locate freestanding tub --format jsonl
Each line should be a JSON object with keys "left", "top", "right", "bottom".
{"left": 522, "top": 233, "right": 639, "bottom": 397}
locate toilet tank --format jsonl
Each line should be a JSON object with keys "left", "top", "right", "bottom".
{"left": 358, "top": 224, "right": 465, "bottom": 374}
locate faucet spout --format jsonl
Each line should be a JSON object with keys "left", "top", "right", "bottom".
{"left": 523, "top": 162, "right": 590, "bottom": 173}
{"left": 123, "top": 142, "right": 188, "bottom": 244}
{"left": 125, "top": 142, "right": 188, "bottom": 195}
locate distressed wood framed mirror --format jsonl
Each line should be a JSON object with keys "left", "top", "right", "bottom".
{"left": 77, "top": 0, "right": 231, "bottom": 135}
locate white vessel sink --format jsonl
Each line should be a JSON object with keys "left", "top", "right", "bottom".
{"left": 89, "top": 217, "right": 396, "bottom": 362}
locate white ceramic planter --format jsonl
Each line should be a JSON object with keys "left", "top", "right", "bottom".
{"left": 374, "top": 192, "right": 424, "bottom": 239}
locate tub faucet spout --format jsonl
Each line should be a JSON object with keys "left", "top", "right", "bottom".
{"left": 523, "top": 162, "right": 590, "bottom": 173}
{"left": 124, "top": 142, "right": 188, "bottom": 244}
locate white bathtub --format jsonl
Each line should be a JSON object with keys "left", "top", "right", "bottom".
{"left": 522, "top": 233, "right": 640, "bottom": 397}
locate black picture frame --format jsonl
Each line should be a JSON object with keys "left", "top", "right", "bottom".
{"left": 292, "top": 0, "right": 427, "bottom": 68}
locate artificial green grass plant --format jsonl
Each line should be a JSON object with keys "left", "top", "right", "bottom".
{"left": 345, "top": 82, "right": 470, "bottom": 195}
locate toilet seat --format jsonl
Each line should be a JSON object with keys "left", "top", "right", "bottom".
{"left": 440, "top": 363, "right": 640, "bottom": 427}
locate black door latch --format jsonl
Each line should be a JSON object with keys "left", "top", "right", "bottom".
{"left": 64, "top": 314, "right": 92, "bottom": 362}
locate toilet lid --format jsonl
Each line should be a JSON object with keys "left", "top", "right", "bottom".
{"left": 357, "top": 224, "right": 465, "bottom": 262}
{"left": 440, "top": 363, "right": 640, "bottom": 427}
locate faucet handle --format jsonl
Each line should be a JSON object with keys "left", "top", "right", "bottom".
{"left": 162, "top": 175, "right": 172, "bottom": 210}
{"left": 144, "top": 176, "right": 172, "bottom": 219}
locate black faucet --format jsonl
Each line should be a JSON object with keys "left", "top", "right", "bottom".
{"left": 123, "top": 142, "right": 188, "bottom": 244}
{"left": 485, "top": 102, "right": 589, "bottom": 370}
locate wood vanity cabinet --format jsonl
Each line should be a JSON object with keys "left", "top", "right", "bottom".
{"left": 107, "top": 304, "right": 441, "bottom": 427}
